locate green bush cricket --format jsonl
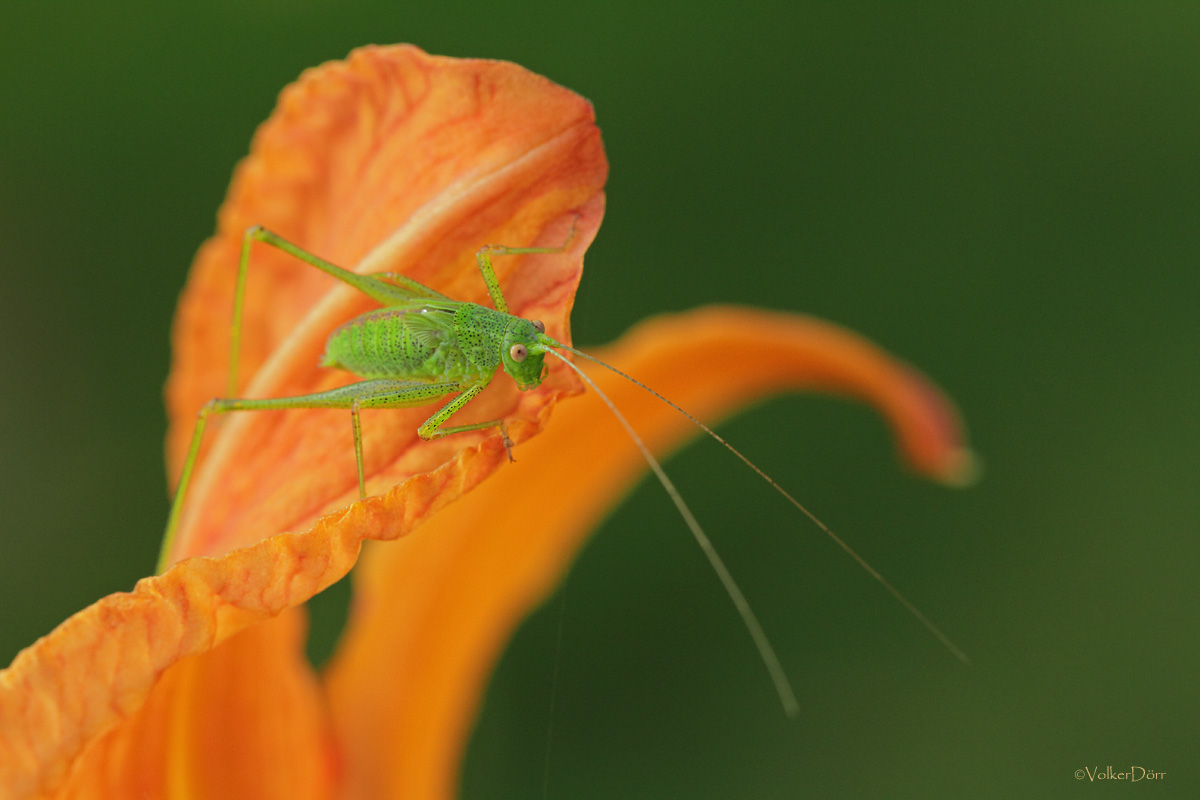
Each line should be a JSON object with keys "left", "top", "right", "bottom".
{"left": 160, "top": 222, "right": 969, "bottom": 717}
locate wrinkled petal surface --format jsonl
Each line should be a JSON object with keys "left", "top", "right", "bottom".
{"left": 58, "top": 611, "right": 334, "bottom": 800}
{"left": 322, "top": 305, "right": 974, "bottom": 800}
{"left": 0, "top": 438, "right": 518, "bottom": 799}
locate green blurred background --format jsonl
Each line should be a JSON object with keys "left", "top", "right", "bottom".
{"left": 2, "top": 2, "right": 1197, "bottom": 797}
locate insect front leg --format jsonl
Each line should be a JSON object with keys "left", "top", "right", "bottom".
{"left": 413, "top": 378, "right": 517, "bottom": 462}
{"left": 474, "top": 218, "right": 579, "bottom": 314}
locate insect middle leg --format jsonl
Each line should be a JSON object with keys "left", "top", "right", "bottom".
{"left": 158, "top": 376, "right": 500, "bottom": 574}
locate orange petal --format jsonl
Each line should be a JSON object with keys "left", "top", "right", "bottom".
{"left": 56, "top": 611, "right": 335, "bottom": 800}
{"left": 164, "top": 44, "right": 607, "bottom": 565}
{"left": 0, "top": 435, "right": 514, "bottom": 800}
{"left": 321, "top": 305, "right": 974, "bottom": 800}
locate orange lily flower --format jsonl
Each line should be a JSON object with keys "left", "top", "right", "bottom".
{"left": 0, "top": 45, "right": 974, "bottom": 800}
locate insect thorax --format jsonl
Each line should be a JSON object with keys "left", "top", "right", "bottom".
{"left": 451, "top": 302, "right": 512, "bottom": 372}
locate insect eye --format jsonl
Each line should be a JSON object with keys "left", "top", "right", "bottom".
{"left": 531, "top": 319, "right": 545, "bottom": 334}
{"left": 509, "top": 344, "right": 528, "bottom": 362}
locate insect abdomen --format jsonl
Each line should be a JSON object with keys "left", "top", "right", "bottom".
{"left": 321, "top": 306, "right": 469, "bottom": 380}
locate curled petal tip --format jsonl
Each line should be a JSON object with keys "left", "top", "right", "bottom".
{"left": 937, "top": 447, "right": 983, "bottom": 489}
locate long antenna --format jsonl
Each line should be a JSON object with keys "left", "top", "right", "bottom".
{"left": 541, "top": 336, "right": 970, "bottom": 666}
{"left": 545, "top": 349, "right": 801, "bottom": 717}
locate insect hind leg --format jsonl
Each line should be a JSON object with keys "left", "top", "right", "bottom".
{"left": 228, "top": 226, "right": 423, "bottom": 395}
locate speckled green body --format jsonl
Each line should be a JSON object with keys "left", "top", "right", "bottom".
{"left": 322, "top": 299, "right": 549, "bottom": 390}
{"left": 322, "top": 300, "right": 486, "bottom": 383}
